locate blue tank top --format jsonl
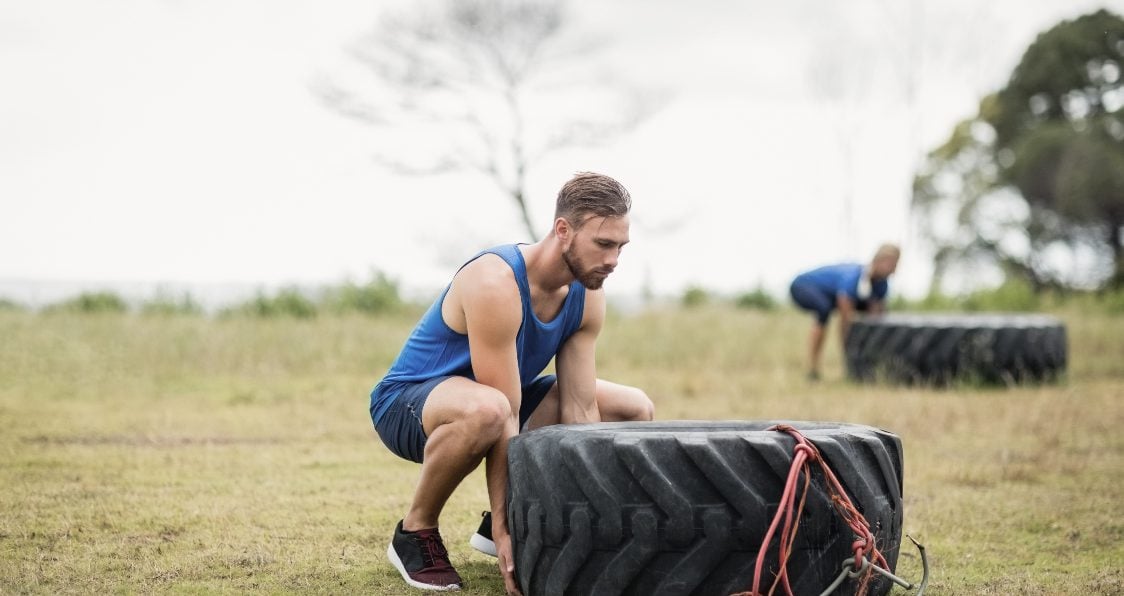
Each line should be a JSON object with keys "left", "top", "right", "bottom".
{"left": 370, "top": 244, "right": 587, "bottom": 423}
{"left": 794, "top": 262, "right": 888, "bottom": 303}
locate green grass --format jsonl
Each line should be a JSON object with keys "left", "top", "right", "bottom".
{"left": 1, "top": 306, "right": 1122, "bottom": 594}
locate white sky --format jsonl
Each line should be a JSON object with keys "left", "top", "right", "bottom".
{"left": 2, "top": 0, "right": 1120, "bottom": 305}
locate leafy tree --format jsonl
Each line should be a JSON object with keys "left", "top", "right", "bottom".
{"left": 914, "top": 9, "right": 1124, "bottom": 291}
{"left": 316, "top": 0, "right": 657, "bottom": 240}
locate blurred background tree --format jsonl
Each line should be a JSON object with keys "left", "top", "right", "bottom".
{"left": 913, "top": 9, "right": 1124, "bottom": 292}
{"left": 315, "top": 0, "right": 658, "bottom": 240}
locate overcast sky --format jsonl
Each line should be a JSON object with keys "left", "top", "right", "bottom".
{"left": 2, "top": 0, "right": 1120, "bottom": 305}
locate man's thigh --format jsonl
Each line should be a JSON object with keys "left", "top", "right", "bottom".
{"left": 373, "top": 375, "right": 454, "bottom": 463}
{"left": 791, "top": 282, "right": 834, "bottom": 324}
{"left": 375, "top": 375, "right": 510, "bottom": 461}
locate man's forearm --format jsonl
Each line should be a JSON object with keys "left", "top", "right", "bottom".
{"left": 559, "top": 396, "right": 600, "bottom": 424}
{"left": 484, "top": 417, "right": 519, "bottom": 536}
{"left": 837, "top": 311, "right": 852, "bottom": 348}
{"left": 836, "top": 296, "right": 854, "bottom": 348}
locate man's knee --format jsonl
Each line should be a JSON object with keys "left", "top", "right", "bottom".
{"left": 634, "top": 388, "right": 655, "bottom": 421}
{"left": 463, "top": 385, "right": 511, "bottom": 441}
{"left": 621, "top": 385, "right": 655, "bottom": 421}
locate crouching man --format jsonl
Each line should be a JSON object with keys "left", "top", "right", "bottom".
{"left": 369, "top": 172, "right": 654, "bottom": 593}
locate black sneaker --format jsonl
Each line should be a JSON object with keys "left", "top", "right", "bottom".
{"left": 469, "top": 511, "right": 497, "bottom": 557}
{"left": 387, "top": 520, "right": 463, "bottom": 591}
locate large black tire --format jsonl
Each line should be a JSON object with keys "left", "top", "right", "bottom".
{"left": 845, "top": 313, "right": 1068, "bottom": 385}
{"left": 506, "top": 421, "right": 904, "bottom": 596}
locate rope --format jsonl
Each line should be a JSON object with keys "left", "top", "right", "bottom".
{"left": 734, "top": 424, "right": 890, "bottom": 596}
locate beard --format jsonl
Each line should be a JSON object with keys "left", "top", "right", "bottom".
{"left": 562, "top": 245, "right": 611, "bottom": 290}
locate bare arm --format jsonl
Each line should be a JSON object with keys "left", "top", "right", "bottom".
{"left": 457, "top": 258, "right": 523, "bottom": 595}
{"left": 555, "top": 288, "right": 606, "bottom": 424}
{"left": 836, "top": 293, "right": 855, "bottom": 349}
{"left": 868, "top": 299, "right": 886, "bottom": 315}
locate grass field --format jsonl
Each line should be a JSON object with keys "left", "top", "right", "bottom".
{"left": 1, "top": 305, "right": 1121, "bottom": 594}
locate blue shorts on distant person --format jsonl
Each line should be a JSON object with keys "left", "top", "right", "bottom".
{"left": 790, "top": 280, "right": 835, "bottom": 325}
{"left": 371, "top": 375, "right": 557, "bottom": 464}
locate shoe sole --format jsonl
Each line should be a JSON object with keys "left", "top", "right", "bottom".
{"left": 386, "top": 542, "right": 462, "bottom": 591}
{"left": 469, "top": 532, "right": 497, "bottom": 557}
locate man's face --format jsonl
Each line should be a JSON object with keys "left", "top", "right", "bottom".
{"left": 871, "top": 255, "right": 899, "bottom": 280}
{"left": 561, "top": 215, "right": 630, "bottom": 290}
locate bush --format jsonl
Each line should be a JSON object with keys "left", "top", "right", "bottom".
{"left": 0, "top": 297, "right": 26, "bottom": 312}
{"left": 44, "top": 292, "right": 129, "bottom": 314}
{"left": 895, "top": 278, "right": 1050, "bottom": 313}
{"left": 892, "top": 292, "right": 960, "bottom": 312}
{"left": 961, "top": 279, "right": 1039, "bottom": 312}
{"left": 681, "top": 286, "right": 710, "bottom": 308}
{"left": 223, "top": 287, "right": 317, "bottom": 319}
{"left": 734, "top": 287, "right": 777, "bottom": 311}
{"left": 322, "top": 272, "right": 403, "bottom": 315}
{"left": 141, "top": 292, "right": 203, "bottom": 316}
{"left": 1097, "top": 288, "right": 1124, "bottom": 314}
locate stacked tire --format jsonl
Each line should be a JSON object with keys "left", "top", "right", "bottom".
{"left": 506, "top": 421, "right": 905, "bottom": 596}
{"left": 845, "top": 313, "right": 1067, "bottom": 385}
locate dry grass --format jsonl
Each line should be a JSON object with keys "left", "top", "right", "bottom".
{"left": 0, "top": 306, "right": 1121, "bottom": 594}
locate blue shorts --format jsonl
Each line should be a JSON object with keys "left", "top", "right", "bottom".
{"left": 371, "top": 375, "right": 557, "bottom": 464}
{"left": 790, "top": 280, "right": 835, "bottom": 325}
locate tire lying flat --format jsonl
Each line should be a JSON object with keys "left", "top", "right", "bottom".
{"left": 845, "top": 313, "right": 1067, "bottom": 385}
{"left": 507, "top": 421, "right": 904, "bottom": 596}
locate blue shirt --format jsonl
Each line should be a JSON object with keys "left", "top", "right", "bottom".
{"left": 793, "top": 263, "right": 888, "bottom": 303}
{"left": 370, "top": 244, "right": 586, "bottom": 424}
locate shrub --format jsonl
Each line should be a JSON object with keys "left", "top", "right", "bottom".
{"left": 893, "top": 292, "right": 959, "bottom": 312}
{"left": 961, "top": 278, "right": 1039, "bottom": 312}
{"left": 141, "top": 292, "right": 203, "bottom": 316}
{"left": 44, "top": 292, "right": 129, "bottom": 314}
{"left": 1099, "top": 288, "right": 1124, "bottom": 314}
{"left": 734, "top": 287, "right": 777, "bottom": 311}
{"left": 0, "top": 297, "right": 26, "bottom": 312}
{"left": 681, "top": 286, "right": 710, "bottom": 308}
{"left": 223, "top": 287, "right": 317, "bottom": 319}
{"left": 323, "top": 272, "right": 403, "bottom": 315}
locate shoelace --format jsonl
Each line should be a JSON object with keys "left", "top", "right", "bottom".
{"left": 416, "top": 529, "right": 454, "bottom": 570}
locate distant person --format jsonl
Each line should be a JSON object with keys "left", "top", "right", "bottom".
{"left": 369, "top": 172, "right": 654, "bottom": 593}
{"left": 789, "top": 244, "right": 901, "bottom": 380}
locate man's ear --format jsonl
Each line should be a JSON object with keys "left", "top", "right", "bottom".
{"left": 553, "top": 217, "right": 572, "bottom": 241}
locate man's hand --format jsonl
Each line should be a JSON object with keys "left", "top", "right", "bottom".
{"left": 494, "top": 531, "right": 523, "bottom": 596}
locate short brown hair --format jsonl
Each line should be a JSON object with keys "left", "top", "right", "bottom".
{"left": 874, "top": 243, "right": 901, "bottom": 261}
{"left": 554, "top": 172, "right": 631, "bottom": 227}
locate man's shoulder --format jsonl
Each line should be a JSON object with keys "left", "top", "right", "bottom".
{"left": 453, "top": 253, "right": 521, "bottom": 312}
{"left": 802, "top": 262, "right": 857, "bottom": 279}
{"left": 458, "top": 252, "right": 517, "bottom": 287}
{"left": 826, "top": 262, "right": 863, "bottom": 280}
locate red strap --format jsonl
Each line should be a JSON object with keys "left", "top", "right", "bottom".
{"left": 735, "top": 425, "right": 889, "bottom": 596}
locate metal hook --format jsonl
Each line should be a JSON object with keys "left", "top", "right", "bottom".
{"left": 818, "top": 534, "right": 929, "bottom": 596}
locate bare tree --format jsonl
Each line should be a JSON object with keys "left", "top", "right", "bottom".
{"left": 315, "top": 0, "right": 658, "bottom": 240}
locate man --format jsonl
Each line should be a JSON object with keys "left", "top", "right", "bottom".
{"left": 789, "top": 244, "right": 900, "bottom": 380}
{"left": 369, "top": 172, "right": 655, "bottom": 593}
